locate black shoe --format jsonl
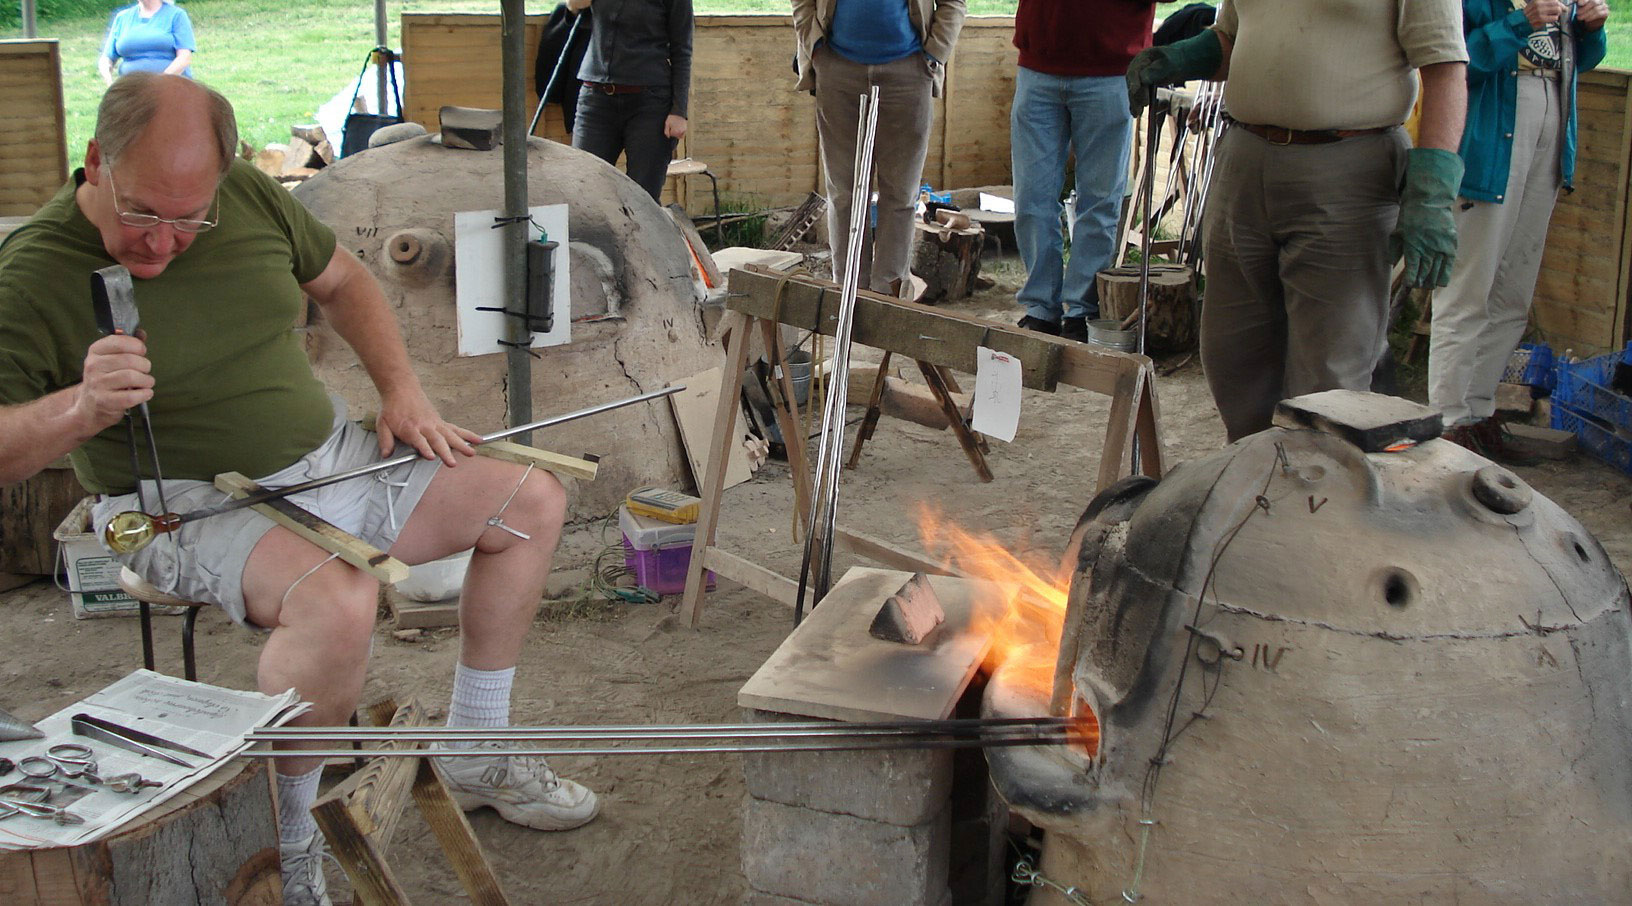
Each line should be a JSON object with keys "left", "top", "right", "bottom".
{"left": 1060, "top": 316, "right": 1088, "bottom": 343}
{"left": 1017, "top": 315, "right": 1061, "bottom": 336}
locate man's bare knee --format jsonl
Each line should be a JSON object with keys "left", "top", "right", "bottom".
{"left": 276, "top": 562, "right": 379, "bottom": 642}
{"left": 476, "top": 469, "right": 565, "bottom": 552}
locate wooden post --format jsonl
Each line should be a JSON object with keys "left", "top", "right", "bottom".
{"left": 679, "top": 310, "right": 756, "bottom": 627}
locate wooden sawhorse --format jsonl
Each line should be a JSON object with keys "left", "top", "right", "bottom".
{"left": 678, "top": 267, "right": 1164, "bottom": 626}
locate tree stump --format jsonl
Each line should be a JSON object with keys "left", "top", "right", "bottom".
{"left": 0, "top": 459, "right": 83, "bottom": 586}
{"left": 910, "top": 220, "right": 985, "bottom": 304}
{"left": 1095, "top": 265, "right": 1198, "bottom": 354}
{"left": 0, "top": 759, "right": 282, "bottom": 905}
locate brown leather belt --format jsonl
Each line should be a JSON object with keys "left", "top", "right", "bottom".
{"left": 584, "top": 81, "right": 644, "bottom": 95}
{"left": 1232, "top": 120, "right": 1396, "bottom": 145}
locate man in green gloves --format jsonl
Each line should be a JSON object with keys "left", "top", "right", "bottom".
{"left": 1127, "top": 2, "right": 1468, "bottom": 441}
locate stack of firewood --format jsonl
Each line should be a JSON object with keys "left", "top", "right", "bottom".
{"left": 242, "top": 124, "right": 334, "bottom": 185}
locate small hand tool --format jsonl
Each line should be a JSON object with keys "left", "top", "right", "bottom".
{"left": 70, "top": 713, "right": 208, "bottom": 768}
{"left": 102, "top": 384, "right": 686, "bottom": 553}
{"left": 103, "top": 772, "right": 164, "bottom": 793}
{"left": 18, "top": 744, "right": 100, "bottom": 781}
{"left": 91, "top": 265, "right": 171, "bottom": 522}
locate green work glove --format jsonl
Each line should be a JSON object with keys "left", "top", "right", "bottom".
{"left": 1125, "top": 30, "right": 1223, "bottom": 117}
{"left": 1389, "top": 148, "right": 1465, "bottom": 288}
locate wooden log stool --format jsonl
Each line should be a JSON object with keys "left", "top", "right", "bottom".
{"left": 0, "top": 759, "right": 282, "bottom": 905}
{"left": 1095, "top": 264, "right": 1198, "bottom": 355}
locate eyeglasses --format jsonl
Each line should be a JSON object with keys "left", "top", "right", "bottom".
{"left": 106, "top": 168, "right": 219, "bottom": 234}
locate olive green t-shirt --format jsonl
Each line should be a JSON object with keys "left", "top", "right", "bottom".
{"left": 0, "top": 160, "right": 338, "bottom": 494}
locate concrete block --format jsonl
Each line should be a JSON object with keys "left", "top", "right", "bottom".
{"left": 742, "top": 796, "right": 951, "bottom": 906}
{"left": 1495, "top": 382, "right": 1534, "bottom": 417}
{"left": 1504, "top": 422, "right": 1577, "bottom": 460}
{"left": 741, "top": 709, "right": 953, "bottom": 825}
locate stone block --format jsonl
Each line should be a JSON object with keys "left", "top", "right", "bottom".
{"left": 742, "top": 796, "right": 950, "bottom": 906}
{"left": 742, "top": 709, "right": 953, "bottom": 825}
{"left": 1504, "top": 422, "right": 1577, "bottom": 460}
{"left": 1494, "top": 381, "right": 1534, "bottom": 417}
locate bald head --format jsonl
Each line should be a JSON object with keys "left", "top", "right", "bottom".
{"left": 95, "top": 73, "right": 238, "bottom": 176}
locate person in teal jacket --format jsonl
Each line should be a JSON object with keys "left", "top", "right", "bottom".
{"left": 1430, "top": 0, "right": 1608, "bottom": 458}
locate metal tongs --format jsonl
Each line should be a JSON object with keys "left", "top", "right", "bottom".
{"left": 71, "top": 713, "right": 209, "bottom": 768}
{"left": 90, "top": 265, "right": 170, "bottom": 523}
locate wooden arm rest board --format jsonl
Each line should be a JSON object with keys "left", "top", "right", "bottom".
{"left": 474, "top": 442, "right": 599, "bottom": 481}
{"left": 213, "top": 472, "right": 411, "bottom": 584}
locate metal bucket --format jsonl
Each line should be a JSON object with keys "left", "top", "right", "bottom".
{"left": 1087, "top": 319, "right": 1137, "bottom": 352}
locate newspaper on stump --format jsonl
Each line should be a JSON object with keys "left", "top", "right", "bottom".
{"left": 0, "top": 670, "right": 309, "bottom": 849}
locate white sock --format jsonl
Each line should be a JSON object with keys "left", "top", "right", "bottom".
{"left": 276, "top": 766, "right": 323, "bottom": 844}
{"left": 447, "top": 662, "right": 515, "bottom": 749}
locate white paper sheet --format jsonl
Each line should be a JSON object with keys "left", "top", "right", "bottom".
{"left": 972, "top": 346, "right": 1023, "bottom": 442}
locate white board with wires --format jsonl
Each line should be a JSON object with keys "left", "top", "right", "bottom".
{"left": 453, "top": 204, "right": 571, "bottom": 357}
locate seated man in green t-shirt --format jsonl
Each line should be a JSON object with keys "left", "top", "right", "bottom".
{"left": 0, "top": 74, "right": 595, "bottom": 906}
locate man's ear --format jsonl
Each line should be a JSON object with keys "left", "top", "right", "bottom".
{"left": 84, "top": 141, "right": 103, "bottom": 184}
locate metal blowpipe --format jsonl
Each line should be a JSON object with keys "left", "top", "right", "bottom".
{"left": 102, "top": 385, "right": 684, "bottom": 554}
{"left": 245, "top": 715, "right": 1097, "bottom": 758}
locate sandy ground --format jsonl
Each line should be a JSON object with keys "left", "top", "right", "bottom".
{"left": 1, "top": 261, "right": 1628, "bottom": 904}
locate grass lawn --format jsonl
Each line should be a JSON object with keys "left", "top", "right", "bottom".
{"left": 5, "top": 0, "right": 1631, "bottom": 173}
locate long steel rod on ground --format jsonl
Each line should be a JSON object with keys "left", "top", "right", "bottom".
{"left": 251, "top": 715, "right": 1091, "bottom": 743}
{"left": 794, "top": 86, "right": 882, "bottom": 625}
{"left": 246, "top": 733, "right": 1093, "bottom": 760}
{"left": 161, "top": 386, "right": 681, "bottom": 527}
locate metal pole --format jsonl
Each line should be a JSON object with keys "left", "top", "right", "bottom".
{"left": 501, "top": 0, "right": 534, "bottom": 442}
{"left": 252, "top": 715, "right": 1089, "bottom": 742}
{"left": 374, "top": 0, "right": 388, "bottom": 116}
{"left": 21, "top": 0, "right": 36, "bottom": 38}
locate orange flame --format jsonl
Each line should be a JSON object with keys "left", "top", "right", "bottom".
{"left": 912, "top": 503, "right": 1069, "bottom": 667}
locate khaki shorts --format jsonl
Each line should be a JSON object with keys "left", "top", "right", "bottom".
{"left": 94, "top": 398, "right": 440, "bottom": 626}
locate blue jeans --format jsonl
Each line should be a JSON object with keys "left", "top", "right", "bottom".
{"left": 1011, "top": 68, "right": 1132, "bottom": 322}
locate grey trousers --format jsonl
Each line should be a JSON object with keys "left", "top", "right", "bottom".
{"left": 813, "top": 44, "right": 935, "bottom": 293}
{"left": 1428, "top": 74, "right": 1563, "bottom": 426}
{"left": 1200, "top": 126, "right": 1409, "bottom": 441}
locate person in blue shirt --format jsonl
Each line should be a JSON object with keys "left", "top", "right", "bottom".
{"left": 791, "top": 0, "right": 966, "bottom": 297}
{"left": 100, "top": 0, "right": 197, "bottom": 85}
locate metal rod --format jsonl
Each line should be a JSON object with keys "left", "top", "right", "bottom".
{"left": 246, "top": 733, "right": 1093, "bottom": 760}
{"left": 794, "top": 85, "right": 881, "bottom": 625}
{"left": 501, "top": 0, "right": 535, "bottom": 444}
{"left": 21, "top": 0, "right": 36, "bottom": 37}
{"left": 374, "top": 0, "right": 388, "bottom": 117}
{"left": 168, "top": 386, "right": 681, "bottom": 526}
{"left": 252, "top": 715, "right": 1090, "bottom": 743}
{"left": 528, "top": 13, "right": 585, "bottom": 136}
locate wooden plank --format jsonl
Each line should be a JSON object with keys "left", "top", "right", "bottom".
{"left": 669, "top": 367, "right": 752, "bottom": 492}
{"left": 679, "top": 311, "right": 755, "bottom": 626}
{"left": 701, "top": 545, "right": 799, "bottom": 608}
{"left": 727, "top": 267, "right": 1065, "bottom": 391}
{"left": 410, "top": 759, "right": 510, "bottom": 906}
{"left": 474, "top": 441, "right": 598, "bottom": 482}
{"left": 737, "top": 567, "right": 1002, "bottom": 723}
{"left": 833, "top": 525, "right": 966, "bottom": 579}
{"left": 214, "top": 472, "right": 411, "bottom": 584}
{"left": 389, "top": 595, "right": 460, "bottom": 630}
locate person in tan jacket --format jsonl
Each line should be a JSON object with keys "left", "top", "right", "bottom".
{"left": 790, "top": 0, "right": 965, "bottom": 295}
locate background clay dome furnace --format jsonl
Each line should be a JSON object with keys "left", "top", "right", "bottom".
{"left": 292, "top": 134, "right": 718, "bottom": 516}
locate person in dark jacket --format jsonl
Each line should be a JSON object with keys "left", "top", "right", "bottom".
{"left": 567, "top": 0, "right": 693, "bottom": 202}
{"left": 535, "top": 3, "right": 593, "bottom": 134}
{"left": 1011, "top": 0, "right": 1155, "bottom": 342}
{"left": 1430, "top": 0, "right": 1609, "bottom": 454}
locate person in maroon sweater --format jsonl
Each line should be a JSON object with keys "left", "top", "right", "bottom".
{"left": 1011, "top": 0, "right": 1155, "bottom": 342}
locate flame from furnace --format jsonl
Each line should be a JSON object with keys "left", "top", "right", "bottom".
{"left": 915, "top": 505, "right": 1100, "bottom": 754}
{"left": 912, "top": 504, "right": 1069, "bottom": 666}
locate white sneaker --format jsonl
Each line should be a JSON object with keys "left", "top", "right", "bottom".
{"left": 437, "top": 740, "right": 600, "bottom": 831}
{"left": 279, "top": 831, "right": 334, "bottom": 906}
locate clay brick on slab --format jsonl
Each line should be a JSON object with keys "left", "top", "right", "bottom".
{"left": 742, "top": 709, "right": 952, "bottom": 825}
{"left": 741, "top": 796, "right": 951, "bottom": 906}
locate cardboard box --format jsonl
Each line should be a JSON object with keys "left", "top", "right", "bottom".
{"left": 52, "top": 497, "right": 141, "bottom": 619}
